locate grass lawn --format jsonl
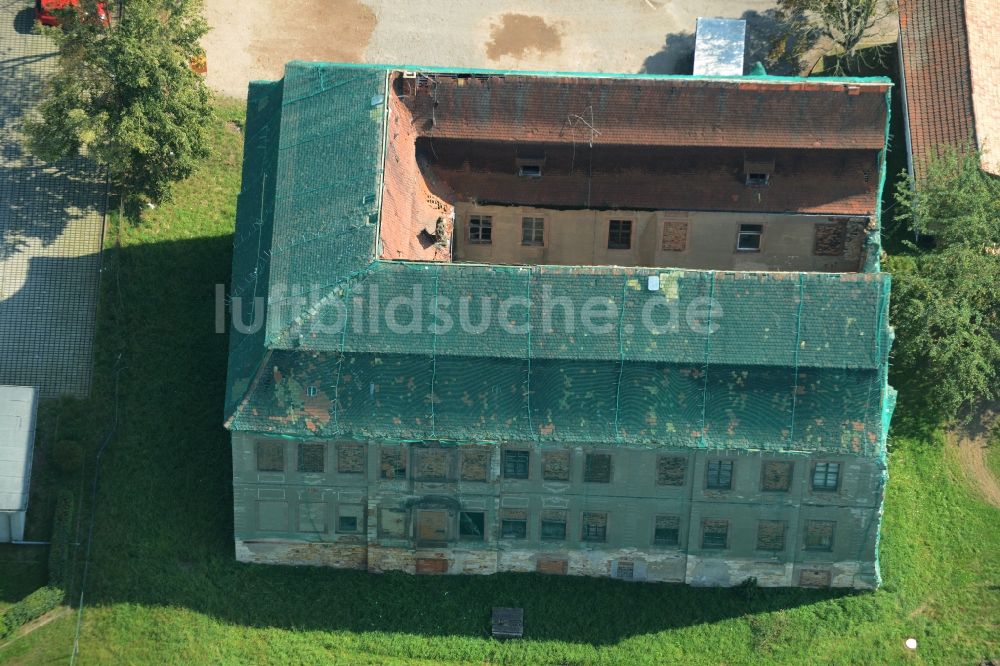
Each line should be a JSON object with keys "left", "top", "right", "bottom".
{"left": 1, "top": 100, "right": 998, "bottom": 665}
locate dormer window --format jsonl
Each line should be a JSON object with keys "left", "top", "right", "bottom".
{"left": 744, "top": 155, "right": 774, "bottom": 188}
{"left": 516, "top": 156, "right": 545, "bottom": 178}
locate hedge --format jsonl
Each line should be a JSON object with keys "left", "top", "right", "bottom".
{"left": 0, "top": 586, "right": 64, "bottom": 640}
{"left": 48, "top": 490, "right": 75, "bottom": 588}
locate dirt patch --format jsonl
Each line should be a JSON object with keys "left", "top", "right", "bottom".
{"left": 203, "top": 0, "right": 376, "bottom": 97}
{"left": 947, "top": 403, "right": 1000, "bottom": 509}
{"left": 485, "top": 14, "right": 562, "bottom": 61}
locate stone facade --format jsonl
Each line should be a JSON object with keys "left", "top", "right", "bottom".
{"left": 231, "top": 433, "right": 885, "bottom": 589}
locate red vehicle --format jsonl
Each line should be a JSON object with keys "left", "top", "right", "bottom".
{"left": 35, "top": 0, "right": 110, "bottom": 27}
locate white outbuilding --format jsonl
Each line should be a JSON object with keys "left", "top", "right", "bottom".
{"left": 0, "top": 386, "right": 38, "bottom": 543}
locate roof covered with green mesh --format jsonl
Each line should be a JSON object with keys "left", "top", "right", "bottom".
{"left": 225, "top": 62, "right": 895, "bottom": 457}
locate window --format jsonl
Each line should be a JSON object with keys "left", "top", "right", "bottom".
{"left": 702, "top": 519, "right": 729, "bottom": 549}
{"left": 459, "top": 511, "right": 485, "bottom": 540}
{"left": 811, "top": 462, "right": 841, "bottom": 491}
{"left": 706, "top": 460, "right": 733, "bottom": 490}
{"left": 416, "top": 509, "right": 449, "bottom": 543}
{"left": 761, "top": 461, "right": 793, "bottom": 492}
{"left": 503, "top": 450, "right": 529, "bottom": 479}
{"left": 500, "top": 509, "right": 527, "bottom": 539}
{"left": 542, "top": 450, "right": 570, "bottom": 481}
{"left": 540, "top": 510, "right": 567, "bottom": 540}
{"left": 379, "top": 447, "right": 407, "bottom": 480}
{"left": 656, "top": 456, "right": 687, "bottom": 486}
{"left": 337, "top": 443, "right": 365, "bottom": 473}
{"left": 298, "top": 502, "right": 325, "bottom": 533}
{"left": 256, "top": 441, "right": 284, "bottom": 472}
{"left": 519, "top": 164, "right": 542, "bottom": 177}
{"left": 745, "top": 173, "right": 770, "bottom": 187}
{"left": 468, "top": 215, "right": 492, "bottom": 244}
{"left": 804, "top": 520, "right": 835, "bottom": 551}
{"left": 608, "top": 219, "right": 632, "bottom": 249}
{"left": 298, "top": 442, "right": 325, "bottom": 473}
{"left": 584, "top": 453, "right": 612, "bottom": 483}
{"left": 582, "top": 512, "right": 608, "bottom": 542}
{"left": 653, "top": 515, "right": 680, "bottom": 546}
{"left": 614, "top": 560, "right": 635, "bottom": 580}
{"left": 414, "top": 447, "right": 451, "bottom": 481}
{"left": 521, "top": 217, "right": 544, "bottom": 246}
{"left": 337, "top": 506, "right": 363, "bottom": 533}
{"left": 460, "top": 447, "right": 490, "bottom": 481}
{"left": 756, "top": 520, "right": 786, "bottom": 551}
{"left": 736, "top": 224, "right": 763, "bottom": 252}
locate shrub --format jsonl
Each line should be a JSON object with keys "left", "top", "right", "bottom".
{"left": 0, "top": 586, "right": 65, "bottom": 640}
{"left": 48, "top": 490, "right": 76, "bottom": 588}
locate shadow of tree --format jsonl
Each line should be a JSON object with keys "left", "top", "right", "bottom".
{"left": 641, "top": 10, "right": 802, "bottom": 76}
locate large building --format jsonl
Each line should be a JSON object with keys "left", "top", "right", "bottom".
{"left": 224, "top": 62, "right": 895, "bottom": 588}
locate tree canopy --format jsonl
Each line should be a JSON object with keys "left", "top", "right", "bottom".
{"left": 24, "top": 0, "right": 211, "bottom": 203}
{"left": 776, "top": 0, "right": 896, "bottom": 72}
{"left": 888, "top": 149, "right": 1000, "bottom": 425}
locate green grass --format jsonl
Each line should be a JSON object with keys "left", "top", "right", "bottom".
{"left": 1, "top": 101, "right": 998, "bottom": 665}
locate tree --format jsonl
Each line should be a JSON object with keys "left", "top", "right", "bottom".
{"left": 775, "top": 0, "right": 897, "bottom": 73}
{"left": 24, "top": 0, "right": 211, "bottom": 204}
{"left": 888, "top": 149, "right": 1000, "bottom": 425}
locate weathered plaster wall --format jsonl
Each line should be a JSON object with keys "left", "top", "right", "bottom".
{"left": 231, "top": 433, "right": 885, "bottom": 588}
{"left": 452, "top": 205, "right": 868, "bottom": 273}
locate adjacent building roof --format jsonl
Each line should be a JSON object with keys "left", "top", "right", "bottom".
{"left": 0, "top": 386, "right": 38, "bottom": 513}
{"left": 898, "top": 0, "right": 1000, "bottom": 176}
{"left": 225, "top": 63, "right": 895, "bottom": 457}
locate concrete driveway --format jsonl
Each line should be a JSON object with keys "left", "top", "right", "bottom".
{"left": 0, "top": 0, "right": 106, "bottom": 398}
{"left": 203, "top": 0, "right": 787, "bottom": 98}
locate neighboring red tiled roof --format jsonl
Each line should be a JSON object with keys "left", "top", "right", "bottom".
{"left": 898, "top": 0, "right": 979, "bottom": 177}
{"left": 965, "top": 0, "right": 1000, "bottom": 174}
{"left": 400, "top": 74, "right": 889, "bottom": 150}
{"left": 422, "top": 141, "right": 878, "bottom": 216}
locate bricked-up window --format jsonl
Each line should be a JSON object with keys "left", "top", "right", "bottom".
{"left": 661, "top": 218, "right": 689, "bottom": 251}
{"left": 656, "top": 456, "right": 687, "bottom": 486}
{"left": 298, "top": 442, "right": 325, "bottom": 473}
{"left": 608, "top": 219, "right": 632, "bottom": 249}
{"left": 379, "top": 447, "right": 407, "bottom": 480}
{"left": 654, "top": 515, "right": 680, "bottom": 546}
{"left": 702, "top": 519, "right": 729, "bottom": 549}
{"left": 813, "top": 221, "right": 848, "bottom": 256}
{"left": 542, "top": 450, "right": 570, "bottom": 481}
{"left": 756, "top": 520, "right": 786, "bottom": 551}
{"left": 805, "top": 520, "right": 835, "bottom": 551}
{"left": 584, "top": 453, "right": 612, "bottom": 483}
{"left": 501, "top": 510, "right": 528, "bottom": 539}
{"left": 459, "top": 511, "right": 485, "bottom": 540}
{"left": 737, "top": 224, "right": 763, "bottom": 251}
{"left": 460, "top": 447, "right": 490, "bottom": 481}
{"left": 811, "top": 462, "right": 841, "bottom": 491}
{"left": 706, "top": 460, "right": 733, "bottom": 490}
{"left": 256, "top": 441, "right": 284, "bottom": 472}
{"left": 522, "top": 217, "right": 544, "bottom": 246}
{"left": 761, "top": 461, "right": 793, "bottom": 492}
{"left": 582, "top": 512, "right": 608, "bottom": 542}
{"left": 379, "top": 508, "right": 406, "bottom": 538}
{"left": 415, "top": 447, "right": 452, "bottom": 481}
{"left": 503, "top": 450, "right": 530, "bottom": 479}
{"left": 298, "top": 502, "right": 325, "bottom": 533}
{"left": 468, "top": 215, "right": 492, "bottom": 244}
{"left": 540, "top": 510, "right": 567, "bottom": 540}
{"left": 336, "top": 443, "right": 365, "bottom": 473}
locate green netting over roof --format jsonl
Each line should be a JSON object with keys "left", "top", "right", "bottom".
{"left": 224, "top": 62, "right": 896, "bottom": 458}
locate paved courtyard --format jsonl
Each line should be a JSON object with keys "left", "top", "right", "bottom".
{"left": 0, "top": 0, "right": 106, "bottom": 398}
